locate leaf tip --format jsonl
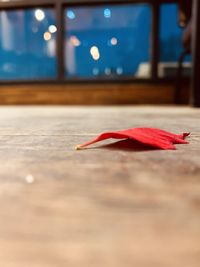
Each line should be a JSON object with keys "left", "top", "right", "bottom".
{"left": 75, "top": 145, "right": 82, "bottom": 151}
{"left": 184, "top": 132, "right": 190, "bottom": 138}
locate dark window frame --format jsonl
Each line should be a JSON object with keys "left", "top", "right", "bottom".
{"left": 0, "top": 0, "right": 184, "bottom": 84}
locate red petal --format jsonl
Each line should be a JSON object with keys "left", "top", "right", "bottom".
{"left": 76, "top": 128, "right": 190, "bottom": 150}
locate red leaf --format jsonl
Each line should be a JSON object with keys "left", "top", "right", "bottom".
{"left": 76, "top": 128, "right": 190, "bottom": 150}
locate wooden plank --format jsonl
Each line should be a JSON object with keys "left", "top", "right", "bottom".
{"left": 0, "top": 106, "right": 200, "bottom": 267}
{"left": 0, "top": 83, "right": 190, "bottom": 105}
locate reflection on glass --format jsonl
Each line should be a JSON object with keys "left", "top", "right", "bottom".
{"left": 0, "top": 9, "right": 57, "bottom": 80}
{"left": 65, "top": 4, "right": 151, "bottom": 79}
{"left": 159, "top": 4, "right": 191, "bottom": 77}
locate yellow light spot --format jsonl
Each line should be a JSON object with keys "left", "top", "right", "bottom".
{"left": 90, "top": 46, "right": 100, "bottom": 61}
{"left": 44, "top": 31, "right": 51, "bottom": 41}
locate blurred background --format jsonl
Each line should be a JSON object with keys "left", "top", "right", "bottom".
{"left": 0, "top": 0, "right": 195, "bottom": 105}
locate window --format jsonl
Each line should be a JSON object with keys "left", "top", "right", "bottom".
{"left": 0, "top": 0, "right": 189, "bottom": 82}
{"left": 65, "top": 4, "right": 151, "bottom": 79}
{"left": 0, "top": 8, "right": 57, "bottom": 80}
{"left": 159, "top": 3, "right": 191, "bottom": 77}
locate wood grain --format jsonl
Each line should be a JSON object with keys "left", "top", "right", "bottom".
{"left": 0, "top": 83, "right": 189, "bottom": 105}
{"left": 0, "top": 106, "right": 199, "bottom": 267}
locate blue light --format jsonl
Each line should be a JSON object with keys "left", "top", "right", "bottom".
{"left": 104, "top": 8, "right": 111, "bottom": 18}
{"left": 67, "top": 10, "right": 76, "bottom": 20}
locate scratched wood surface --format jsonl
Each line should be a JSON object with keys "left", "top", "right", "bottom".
{"left": 0, "top": 106, "right": 200, "bottom": 267}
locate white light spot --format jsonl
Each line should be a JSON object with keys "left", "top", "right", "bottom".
{"left": 48, "top": 25, "right": 57, "bottom": 33}
{"left": 25, "top": 175, "right": 35, "bottom": 184}
{"left": 35, "top": 9, "right": 45, "bottom": 21}
{"left": 90, "top": 46, "right": 100, "bottom": 61}
{"left": 111, "top": 37, "right": 118, "bottom": 46}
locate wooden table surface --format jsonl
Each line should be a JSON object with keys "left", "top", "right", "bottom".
{"left": 0, "top": 106, "right": 200, "bottom": 267}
